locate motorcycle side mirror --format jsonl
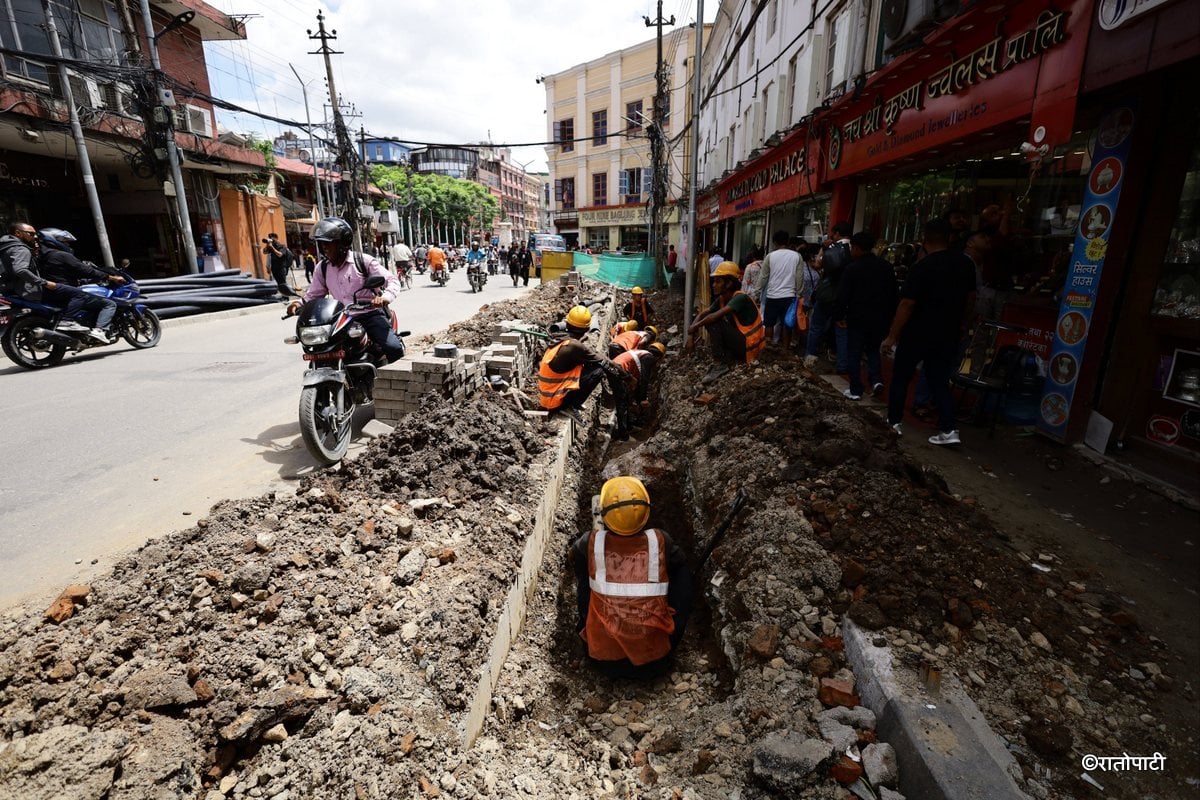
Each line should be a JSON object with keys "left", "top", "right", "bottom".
{"left": 364, "top": 275, "right": 387, "bottom": 290}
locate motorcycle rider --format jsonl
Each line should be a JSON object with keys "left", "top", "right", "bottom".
{"left": 414, "top": 242, "right": 429, "bottom": 272}
{"left": 0, "top": 222, "right": 112, "bottom": 345}
{"left": 466, "top": 241, "right": 486, "bottom": 281}
{"left": 37, "top": 228, "right": 127, "bottom": 342}
{"left": 426, "top": 242, "right": 448, "bottom": 281}
{"left": 286, "top": 217, "right": 405, "bottom": 362}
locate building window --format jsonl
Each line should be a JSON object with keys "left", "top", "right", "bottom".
{"left": 2, "top": 0, "right": 123, "bottom": 82}
{"left": 592, "top": 109, "right": 608, "bottom": 146}
{"left": 825, "top": 13, "right": 842, "bottom": 96}
{"left": 625, "top": 100, "right": 644, "bottom": 132}
{"left": 619, "top": 168, "right": 645, "bottom": 205}
{"left": 786, "top": 54, "right": 798, "bottom": 127}
{"left": 555, "top": 177, "right": 576, "bottom": 210}
{"left": 767, "top": 0, "right": 778, "bottom": 38}
{"left": 554, "top": 118, "right": 574, "bottom": 153}
{"left": 592, "top": 172, "right": 608, "bottom": 206}
{"left": 759, "top": 86, "right": 769, "bottom": 145}
{"left": 589, "top": 229, "right": 610, "bottom": 250}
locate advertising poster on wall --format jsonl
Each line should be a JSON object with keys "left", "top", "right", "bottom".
{"left": 1038, "top": 104, "right": 1137, "bottom": 441}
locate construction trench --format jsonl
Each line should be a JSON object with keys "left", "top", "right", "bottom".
{"left": 0, "top": 278, "right": 1193, "bottom": 800}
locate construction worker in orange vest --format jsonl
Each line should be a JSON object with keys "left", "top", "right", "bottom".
{"left": 607, "top": 324, "right": 658, "bottom": 359}
{"left": 611, "top": 342, "right": 665, "bottom": 439}
{"left": 571, "top": 476, "right": 692, "bottom": 677}
{"left": 686, "top": 261, "right": 765, "bottom": 385}
{"left": 610, "top": 319, "right": 638, "bottom": 339}
{"left": 538, "top": 305, "right": 628, "bottom": 425}
{"left": 621, "top": 286, "right": 654, "bottom": 328}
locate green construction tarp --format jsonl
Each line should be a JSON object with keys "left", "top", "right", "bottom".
{"left": 573, "top": 252, "right": 661, "bottom": 289}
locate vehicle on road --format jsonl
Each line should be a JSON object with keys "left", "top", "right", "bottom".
{"left": 1, "top": 270, "right": 161, "bottom": 369}
{"left": 467, "top": 260, "right": 487, "bottom": 293}
{"left": 527, "top": 232, "right": 566, "bottom": 274}
{"left": 284, "top": 274, "right": 408, "bottom": 466}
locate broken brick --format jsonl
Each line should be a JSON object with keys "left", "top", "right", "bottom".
{"left": 747, "top": 623, "right": 780, "bottom": 659}
{"left": 818, "top": 678, "right": 860, "bottom": 709}
{"left": 693, "top": 392, "right": 719, "bottom": 405}
{"left": 829, "top": 754, "right": 864, "bottom": 784}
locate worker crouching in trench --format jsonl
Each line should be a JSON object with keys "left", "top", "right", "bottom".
{"left": 570, "top": 477, "right": 693, "bottom": 678}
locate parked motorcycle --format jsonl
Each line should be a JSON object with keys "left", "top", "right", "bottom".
{"left": 1, "top": 270, "right": 161, "bottom": 369}
{"left": 284, "top": 274, "right": 408, "bottom": 466}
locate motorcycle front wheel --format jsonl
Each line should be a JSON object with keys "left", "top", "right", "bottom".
{"left": 2, "top": 316, "right": 66, "bottom": 369}
{"left": 120, "top": 310, "right": 162, "bottom": 349}
{"left": 299, "top": 383, "right": 353, "bottom": 466}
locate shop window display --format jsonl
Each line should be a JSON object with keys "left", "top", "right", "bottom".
{"left": 1151, "top": 132, "right": 1200, "bottom": 320}
{"left": 861, "top": 133, "right": 1093, "bottom": 302}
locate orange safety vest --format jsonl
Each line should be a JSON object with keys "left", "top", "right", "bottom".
{"left": 610, "top": 330, "right": 647, "bottom": 353}
{"left": 731, "top": 291, "right": 765, "bottom": 363}
{"left": 584, "top": 527, "right": 675, "bottom": 665}
{"left": 537, "top": 340, "right": 583, "bottom": 409}
{"left": 613, "top": 349, "right": 649, "bottom": 383}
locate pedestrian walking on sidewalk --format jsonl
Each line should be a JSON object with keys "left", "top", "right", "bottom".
{"left": 263, "top": 233, "right": 298, "bottom": 297}
{"left": 755, "top": 231, "right": 803, "bottom": 350}
{"left": 806, "top": 222, "right": 852, "bottom": 370}
{"left": 880, "top": 219, "right": 976, "bottom": 444}
{"left": 836, "top": 231, "right": 898, "bottom": 400}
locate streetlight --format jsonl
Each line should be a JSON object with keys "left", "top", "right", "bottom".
{"left": 289, "top": 63, "right": 326, "bottom": 219}
{"left": 138, "top": 0, "right": 199, "bottom": 273}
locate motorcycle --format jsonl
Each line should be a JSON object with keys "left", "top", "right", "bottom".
{"left": 284, "top": 274, "right": 408, "bottom": 466}
{"left": 430, "top": 263, "right": 449, "bottom": 286}
{"left": 486, "top": 253, "right": 498, "bottom": 275}
{"left": 466, "top": 259, "right": 487, "bottom": 293}
{"left": 1, "top": 270, "right": 161, "bottom": 369}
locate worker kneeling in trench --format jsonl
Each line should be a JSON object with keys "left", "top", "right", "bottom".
{"left": 570, "top": 476, "right": 693, "bottom": 678}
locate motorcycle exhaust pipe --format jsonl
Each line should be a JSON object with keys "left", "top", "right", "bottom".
{"left": 30, "top": 327, "right": 80, "bottom": 346}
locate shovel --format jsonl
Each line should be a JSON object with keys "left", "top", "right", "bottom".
{"left": 697, "top": 488, "right": 750, "bottom": 570}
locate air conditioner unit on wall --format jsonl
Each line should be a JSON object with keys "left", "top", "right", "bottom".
{"left": 881, "top": 0, "right": 960, "bottom": 56}
{"left": 174, "top": 104, "right": 213, "bottom": 138}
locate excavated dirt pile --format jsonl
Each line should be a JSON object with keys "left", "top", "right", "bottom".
{"left": 0, "top": 281, "right": 1192, "bottom": 800}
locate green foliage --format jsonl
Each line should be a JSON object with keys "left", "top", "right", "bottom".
{"left": 246, "top": 136, "right": 278, "bottom": 171}
{"left": 368, "top": 165, "right": 499, "bottom": 231}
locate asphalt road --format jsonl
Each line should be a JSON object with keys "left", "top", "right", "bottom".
{"left": 0, "top": 265, "right": 536, "bottom": 610}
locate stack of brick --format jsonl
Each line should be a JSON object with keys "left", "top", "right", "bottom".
{"left": 374, "top": 348, "right": 484, "bottom": 424}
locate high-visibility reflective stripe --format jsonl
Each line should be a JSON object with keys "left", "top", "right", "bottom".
{"left": 589, "top": 528, "right": 668, "bottom": 598}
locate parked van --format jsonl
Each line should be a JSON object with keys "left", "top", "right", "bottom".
{"left": 527, "top": 232, "right": 566, "bottom": 272}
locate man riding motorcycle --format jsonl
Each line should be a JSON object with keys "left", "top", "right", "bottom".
{"left": 426, "top": 243, "right": 448, "bottom": 281}
{"left": 466, "top": 242, "right": 486, "bottom": 272}
{"left": 37, "top": 228, "right": 127, "bottom": 342}
{"left": 286, "top": 217, "right": 405, "bottom": 362}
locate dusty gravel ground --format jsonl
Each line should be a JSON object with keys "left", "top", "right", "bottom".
{"left": 0, "top": 280, "right": 1194, "bottom": 800}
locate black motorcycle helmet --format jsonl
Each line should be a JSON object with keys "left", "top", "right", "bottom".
{"left": 38, "top": 228, "right": 77, "bottom": 253}
{"left": 313, "top": 216, "right": 353, "bottom": 262}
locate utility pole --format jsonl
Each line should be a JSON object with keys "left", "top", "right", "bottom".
{"left": 645, "top": 0, "right": 675, "bottom": 288}
{"left": 289, "top": 63, "right": 325, "bottom": 219}
{"left": 41, "top": 0, "right": 114, "bottom": 269}
{"left": 138, "top": 0, "right": 199, "bottom": 274}
{"left": 683, "top": 1, "right": 705, "bottom": 336}
{"left": 308, "top": 10, "right": 364, "bottom": 251}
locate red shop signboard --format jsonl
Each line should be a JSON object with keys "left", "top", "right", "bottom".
{"left": 716, "top": 126, "right": 825, "bottom": 220}
{"left": 825, "top": 0, "right": 1092, "bottom": 179}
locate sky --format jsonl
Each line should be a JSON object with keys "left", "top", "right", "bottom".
{"left": 203, "top": 0, "right": 717, "bottom": 173}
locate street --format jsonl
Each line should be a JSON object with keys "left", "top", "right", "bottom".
{"left": 0, "top": 267, "right": 535, "bottom": 610}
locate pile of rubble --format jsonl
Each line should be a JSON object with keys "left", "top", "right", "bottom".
{"left": 0, "top": 281, "right": 1192, "bottom": 800}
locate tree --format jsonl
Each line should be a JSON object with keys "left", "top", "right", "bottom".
{"left": 368, "top": 165, "right": 498, "bottom": 239}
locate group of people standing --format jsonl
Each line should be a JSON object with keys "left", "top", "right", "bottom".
{"left": 696, "top": 213, "right": 984, "bottom": 446}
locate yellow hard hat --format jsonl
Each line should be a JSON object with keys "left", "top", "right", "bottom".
{"left": 631, "top": 286, "right": 644, "bottom": 295}
{"left": 566, "top": 305, "right": 592, "bottom": 330}
{"left": 712, "top": 261, "right": 741, "bottom": 279}
{"left": 599, "top": 476, "right": 651, "bottom": 536}
{"left": 648, "top": 342, "right": 666, "bottom": 356}
{"left": 621, "top": 320, "right": 639, "bottom": 333}
{"left": 643, "top": 325, "right": 659, "bottom": 340}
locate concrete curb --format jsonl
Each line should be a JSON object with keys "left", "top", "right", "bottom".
{"left": 158, "top": 301, "right": 286, "bottom": 330}
{"left": 1071, "top": 443, "right": 1200, "bottom": 512}
{"left": 842, "top": 618, "right": 1031, "bottom": 800}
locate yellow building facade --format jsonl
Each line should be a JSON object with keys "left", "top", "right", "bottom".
{"left": 542, "top": 27, "right": 705, "bottom": 252}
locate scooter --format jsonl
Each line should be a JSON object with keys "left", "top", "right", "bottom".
{"left": 284, "top": 274, "right": 408, "bottom": 466}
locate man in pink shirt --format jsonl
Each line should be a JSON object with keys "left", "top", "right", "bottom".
{"left": 287, "top": 216, "right": 405, "bottom": 361}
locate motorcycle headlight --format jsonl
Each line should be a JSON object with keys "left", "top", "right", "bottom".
{"left": 347, "top": 323, "right": 365, "bottom": 338}
{"left": 299, "top": 324, "right": 333, "bottom": 345}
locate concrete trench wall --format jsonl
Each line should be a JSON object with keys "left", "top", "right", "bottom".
{"left": 373, "top": 278, "right": 618, "bottom": 748}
